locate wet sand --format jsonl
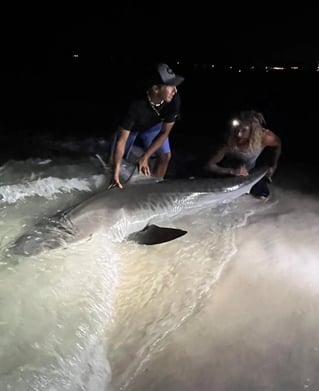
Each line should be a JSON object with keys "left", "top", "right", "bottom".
{"left": 128, "top": 185, "right": 319, "bottom": 391}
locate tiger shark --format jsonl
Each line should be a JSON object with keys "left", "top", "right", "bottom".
{"left": 12, "top": 166, "right": 268, "bottom": 256}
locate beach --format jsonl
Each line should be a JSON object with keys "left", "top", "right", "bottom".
{"left": 125, "top": 182, "right": 319, "bottom": 391}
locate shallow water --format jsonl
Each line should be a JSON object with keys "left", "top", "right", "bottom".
{"left": 0, "top": 142, "right": 318, "bottom": 390}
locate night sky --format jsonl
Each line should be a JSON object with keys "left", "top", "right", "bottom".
{"left": 1, "top": 5, "right": 318, "bottom": 66}
{"left": 0, "top": 5, "right": 318, "bottom": 165}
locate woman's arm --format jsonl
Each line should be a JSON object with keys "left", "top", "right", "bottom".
{"left": 205, "top": 145, "right": 235, "bottom": 175}
{"left": 262, "top": 129, "right": 282, "bottom": 177}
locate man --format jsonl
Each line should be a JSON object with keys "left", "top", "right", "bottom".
{"left": 110, "top": 63, "right": 184, "bottom": 189}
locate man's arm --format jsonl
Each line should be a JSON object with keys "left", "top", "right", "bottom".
{"left": 138, "top": 122, "right": 175, "bottom": 176}
{"left": 111, "top": 128, "right": 130, "bottom": 189}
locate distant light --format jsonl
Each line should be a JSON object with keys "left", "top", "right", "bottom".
{"left": 72, "top": 54, "right": 79, "bottom": 58}
{"left": 211, "top": 64, "right": 215, "bottom": 68}
{"left": 272, "top": 66, "right": 284, "bottom": 71}
{"left": 176, "top": 61, "right": 180, "bottom": 65}
{"left": 291, "top": 66, "right": 299, "bottom": 70}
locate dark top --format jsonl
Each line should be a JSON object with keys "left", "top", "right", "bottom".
{"left": 119, "top": 93, "right": 181, "bottom": 133}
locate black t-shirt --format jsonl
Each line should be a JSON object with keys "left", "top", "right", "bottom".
{"left": 119, "top": 93, "right": 181, "bottom": 133}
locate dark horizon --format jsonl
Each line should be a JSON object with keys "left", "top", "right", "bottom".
{"left": 0, "top": 5, "right": 318, "bottom": 167}
{"left": 1, "top": 5, "right": 317, "bottom": 67}
{"left": 0, "top": 64, "right": 317, "bottom": 167}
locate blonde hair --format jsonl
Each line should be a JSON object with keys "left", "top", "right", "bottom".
{"left": 227, "top": 110, "right": 266, "bottom": 151}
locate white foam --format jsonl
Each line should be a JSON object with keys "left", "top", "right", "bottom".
{"left": 0, "top": 176, "right": 103, "bottom": 204}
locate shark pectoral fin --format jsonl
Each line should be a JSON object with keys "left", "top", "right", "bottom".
{"left": 126, "top": 224, "right": 187, "bottom": 245}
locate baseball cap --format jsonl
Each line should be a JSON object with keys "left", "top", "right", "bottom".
{"left": 155, "top": 63, "right": 184, "bottom": 86}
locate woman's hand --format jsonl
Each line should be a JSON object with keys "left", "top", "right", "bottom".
{"left": 267, "top": 165, "right": 277, "bottom": 178}
{"left": 231, "top": 166, "right": 249, "bottom": 176}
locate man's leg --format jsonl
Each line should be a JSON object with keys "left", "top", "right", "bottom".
{"left": 153, "top": 152, "right": 172, "bottom": 177}
{"left": 138, "top": 123, "right": 171, "bottom": 177}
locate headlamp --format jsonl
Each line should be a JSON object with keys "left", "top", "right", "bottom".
{"left": 232, "top": 119, "right": 240, "bottom": 127}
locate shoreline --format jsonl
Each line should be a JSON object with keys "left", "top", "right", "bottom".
{"left": 126, "top": 190, "right": 319, "bottom": 391}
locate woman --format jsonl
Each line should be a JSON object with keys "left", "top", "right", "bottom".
{"left": 205, "top": 110, "right": 281, "bottom": 199}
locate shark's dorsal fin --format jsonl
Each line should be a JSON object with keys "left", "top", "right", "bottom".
{"left": 126, "top": 224, "right": 187, "bottom": 245}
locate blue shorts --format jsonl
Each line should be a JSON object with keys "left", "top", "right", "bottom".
{"left": 124, "top": 123, "right": 171, "bottom": 159}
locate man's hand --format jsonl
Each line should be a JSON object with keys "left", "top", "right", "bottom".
{"left": 108, "top": 176, "right": 123, "bottom": 189}
{"left": 138, "top": 156, "right": 151, "bottom": 176}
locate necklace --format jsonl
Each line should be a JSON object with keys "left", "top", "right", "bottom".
{"left": 147, "top": 92, "right": 164, "bottom": 117}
